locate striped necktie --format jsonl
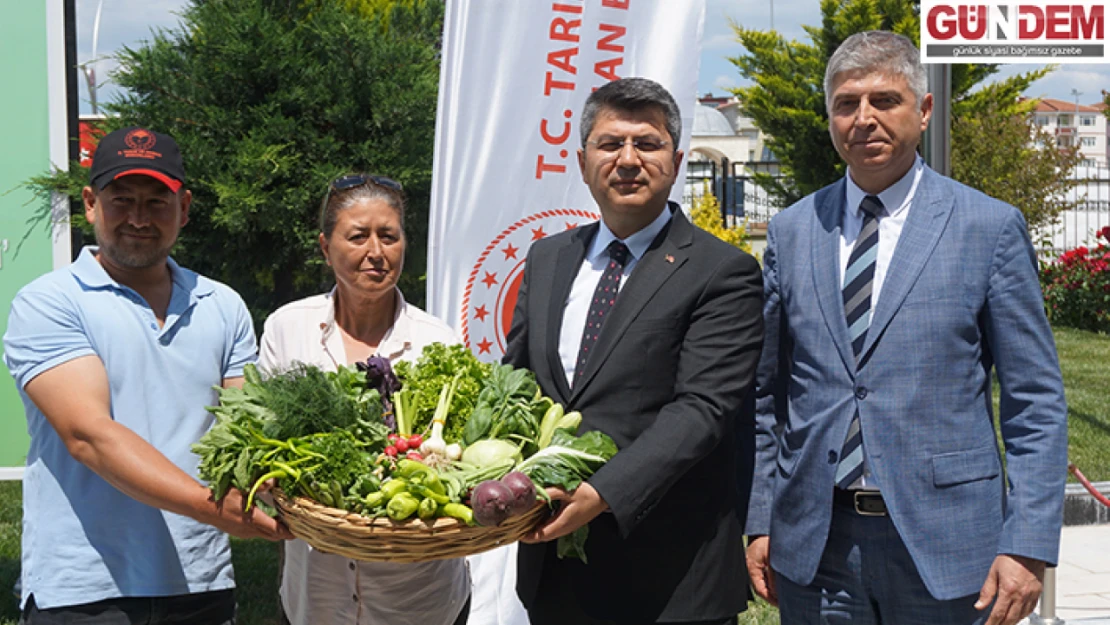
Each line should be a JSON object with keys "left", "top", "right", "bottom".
{"left": 835, "top": 194, "right": 883, "bottom": 489}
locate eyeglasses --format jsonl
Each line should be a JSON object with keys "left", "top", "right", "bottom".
{"left": 327, "top": 174, "right": 403, "bottom": 199}
{"left": 586, "top": 136, "right": 671, "bottom": 156}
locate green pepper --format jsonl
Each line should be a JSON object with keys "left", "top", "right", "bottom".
{"left": 439, "top": 474, "right": 463, "bottom": 500}
{"left": 329, "top": 480, "right": 345, "bottom": 508}
{"left": 315, "top": 484, "right": 335, "bottom": 508}
{"left": 442, "top": 503, "right": 475, "bottom": 525}
{"left": 364, "top": 491, "right": 385, "bottom": 509}
{"left": 408, "top": 483, "right": 451, "bottom": 505}
{"left": 380, "top": 478, "right": 408, "bottom": 500}
{"left": 395, "top": 459, "right": 434, "bottom": 480}
{"left": 417, "top": 497, "right": 438, "bottom": 520}
{"left": 419, "top": 472, "right": 446, "bottom": 496}
{"left": 386, "top": 492, "right": 421, "bottom": 521}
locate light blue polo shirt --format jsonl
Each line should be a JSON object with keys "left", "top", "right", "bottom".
{"left": 2, "top": 246, "right": 257, "bottom": 610}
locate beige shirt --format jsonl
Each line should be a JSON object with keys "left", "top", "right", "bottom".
{"left": 259, "top": 287, "right": 469, "bottom": 625}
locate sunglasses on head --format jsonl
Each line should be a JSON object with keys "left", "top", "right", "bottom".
{"left": 327, "top": 174, "right": 403, "bottom": 198}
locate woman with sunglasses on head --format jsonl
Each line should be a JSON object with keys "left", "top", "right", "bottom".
{"left": 259, "top": 174, "right": 471, "bottom": 625}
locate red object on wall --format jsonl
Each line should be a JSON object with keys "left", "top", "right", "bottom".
{"left": 78, "top": 117, "right": 106, "bottom": 168}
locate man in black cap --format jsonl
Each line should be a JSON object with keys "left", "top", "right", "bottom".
{"left": 4, "top": 126, "right": 291, "bottom": 625}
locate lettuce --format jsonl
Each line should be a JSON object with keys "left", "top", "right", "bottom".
{"left": 393, "top": 343, "right": 490, "bottom": 442}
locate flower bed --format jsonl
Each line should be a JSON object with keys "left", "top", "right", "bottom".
{"left": 1041, "top": 226, "right": 1110, "bottom": 333}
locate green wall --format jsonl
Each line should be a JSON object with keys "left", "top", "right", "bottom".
{"left": 0, "top": 0, "right": 61, "bottom": 471}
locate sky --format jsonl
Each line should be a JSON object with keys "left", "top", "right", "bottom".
{"left": 75, "top": 0, "right": 1109, "bottom": 116}
{"left": 698, "top": 0, "right": 1108, "bottom": 106}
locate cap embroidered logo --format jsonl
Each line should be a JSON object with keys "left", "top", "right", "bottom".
{"left": 120, "top": 129, "right": 163, "bottom": 161}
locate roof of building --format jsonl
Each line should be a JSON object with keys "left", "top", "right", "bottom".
{"left": 698, "top": 93, "right": 733, "bottom": 107}
{"left": 1035, "top": 98, "right": 1104, "bottom": 113}
{"left": 692, "top": 103, "right": 735, "bottom": 136}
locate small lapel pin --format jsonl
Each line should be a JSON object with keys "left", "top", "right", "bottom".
{"left": 665, "top": 254, "right": 675, "bottom": 264}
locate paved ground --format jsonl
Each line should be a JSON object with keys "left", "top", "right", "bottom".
{"left": 1026, "top": 524, "right": 1110, "bottom": 624}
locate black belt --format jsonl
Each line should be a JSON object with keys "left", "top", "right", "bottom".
{"left": 833, "top": 489, "right": 888, "bottom": 516}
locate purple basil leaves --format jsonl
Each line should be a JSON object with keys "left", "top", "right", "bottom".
{"left": 357, "top": 356, "right": 401, "bottom": 430}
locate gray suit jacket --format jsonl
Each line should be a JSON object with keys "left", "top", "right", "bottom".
{"left": 504, "top": 205, "right": 764, "bottom": 621}
{"left": 747, "top": 167, "right": 1068, "bottom": 600}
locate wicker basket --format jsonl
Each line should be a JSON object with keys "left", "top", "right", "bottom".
{"left": 272, "top": 489, "right": 549, "bottom": 563}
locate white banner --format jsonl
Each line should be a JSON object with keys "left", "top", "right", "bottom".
{"left": 427, "top": 0, "right": 707, "bottom": 363}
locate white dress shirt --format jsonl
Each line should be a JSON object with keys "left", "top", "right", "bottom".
{"left": 839, "top": 157, "right": 924, "bottom": 489}
{"left": 840, "top": 157, "right": 924, "bottom": 304}
{"left": 558, "top": 206, "right": 674, "bottom": 386}
{"left": 258, "top": 287, "right": 470, "bottom": 625}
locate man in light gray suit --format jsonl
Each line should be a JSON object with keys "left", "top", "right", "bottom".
{"left": 745, "top": 31, "right": 1068, "bottom": 625}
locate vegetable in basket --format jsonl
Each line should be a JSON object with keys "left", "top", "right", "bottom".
{"left": 516, "top": 429, "right": 619, "bottom": 562}
{"left": 461, "top": 439, "right": 522, "bottom": 468}
{"left": 193, "top": 363, "right": 389, "bottom": 510}
{"left": 471, "top": 470, "right": 540, "bottom": 527}
{"left": 461, "top": 364, "right": 551, "bottom": 455}
{"left": 194, "top": 346, "right": 618, "bottom": 561}
{"left": 516, "top": 429, "right": 617, "bottom": 492}
{"left": 392, "top": 343, "right": 489, "bottom": 442}
{"left": 499, "top": 471, "right": 539, "bottom": 517}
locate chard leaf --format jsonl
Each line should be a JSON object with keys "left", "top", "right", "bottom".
{"left": 516, "top": 433, "right": 617, "bottom": 492}
{"left": 550, "top": 429, "right": 618, "bottom": 458}
{"left": 557, "top": 526, "right": 590, "bottom": 563}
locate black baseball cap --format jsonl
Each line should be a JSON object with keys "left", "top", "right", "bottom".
{"left": 89, "top": 126, "right": 185, "bottom": 193}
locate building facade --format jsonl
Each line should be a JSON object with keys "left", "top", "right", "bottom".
{"left": 686, "top": 95, "right": 780, "bottom": 226}
{"left": 1034, "top": 98, "right": 1107, "bottom": 168}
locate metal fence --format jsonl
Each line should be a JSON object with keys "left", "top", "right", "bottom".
{"left": 682, "top": 161, "right": 785, "bottom": 226}
{"left": 1036, "top": 164, "right": 1110, "bottom": 259}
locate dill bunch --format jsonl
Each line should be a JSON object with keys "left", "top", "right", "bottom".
{"left": 260, "top": 363, "right": 369, "bottom": 439}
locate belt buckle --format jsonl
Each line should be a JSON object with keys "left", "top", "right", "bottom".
{"left": 853, "top": 491, "right": 885, "bottom": 516}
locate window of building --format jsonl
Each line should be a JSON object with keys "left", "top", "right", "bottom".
{"left": 1081, "top": 136, "right": 1097, "bottom": 147}
{"left": 1057, "top": 136, "right": 1073, "bottom": 147}
{"left": 1058, "top": 114, "right": 1072, "bottom": 126}
{"left": 1081, "top": 115, "right": 1097, "bottom": 126}
{"left": 1081, "top": 158, "right": 1097, "bottom": 167}
{"left": 1037, "top": 116, "right": 1051, "bottom": 126}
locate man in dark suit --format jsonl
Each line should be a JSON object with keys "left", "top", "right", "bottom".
{"left": 745, "top": 32, "right": 1068, "bottom": 625}
{"left": 503, "top": 77, "right": 764, "bottom": 624}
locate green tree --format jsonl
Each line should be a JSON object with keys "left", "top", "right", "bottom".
{"left": 728, "top": 0, "right": 1076, "bottom": 231}
{"left": 951, "top": 92, "right": 1080, "bottom": 234}
{"left": 31, "top": 0, "right": 443, "bottom": 322}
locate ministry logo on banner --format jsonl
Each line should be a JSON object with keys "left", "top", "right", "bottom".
{"left": 921, "top": 0, "right": 1107, "bottom": 62}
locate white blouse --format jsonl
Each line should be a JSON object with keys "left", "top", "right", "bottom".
{"left": 259, "top": 287, "right": 469, "bottom": 625}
